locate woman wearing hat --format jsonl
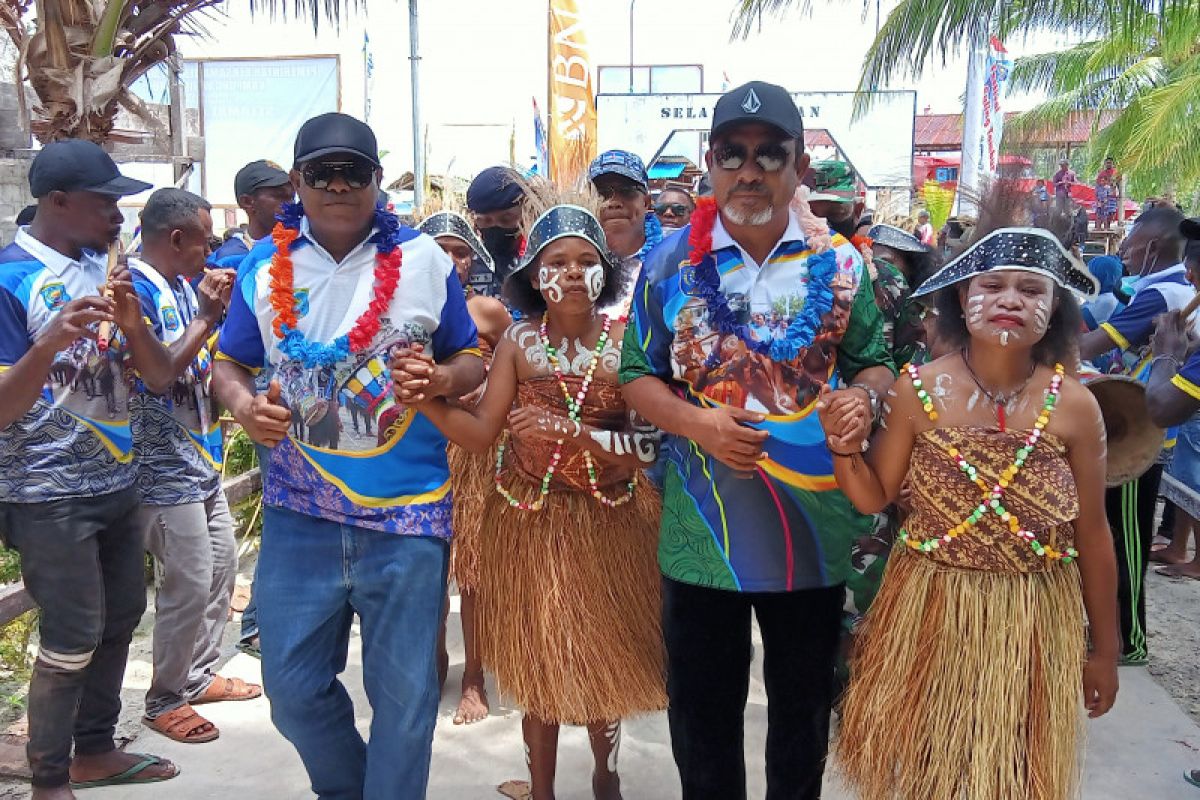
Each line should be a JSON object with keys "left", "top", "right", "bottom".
{"left": 822, "top": 221, "right": 1120, "bottom": 800}
{"left": 416, "top": 211, "right": 511, "bottom": 726}
{"left": 398, "top": 194, "right": 665, "bottom": 799}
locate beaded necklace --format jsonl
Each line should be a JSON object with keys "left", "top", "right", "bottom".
{"left": 494, "top": 314, "right": 635, "bottom": 510}
{"left": 900, "top": 361, "right": 1078, "bottom": 563}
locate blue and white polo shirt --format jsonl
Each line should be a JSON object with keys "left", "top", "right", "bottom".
{"left": 217, "top": 214, "right": 479, "bottom": 537}
{"left": 0, "top": 228, "right": 136, "bottom": 502}
{"left": 129, "top": 258, "right": 222, "bottom": 506}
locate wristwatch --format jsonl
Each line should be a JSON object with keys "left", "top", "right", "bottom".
{"left": 850, "top": 383, "right": 881, "bottom": 426}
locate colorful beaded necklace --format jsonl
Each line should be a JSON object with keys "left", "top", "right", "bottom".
{"left": 268, "top": 203, "right": 402, "bottom": 368}
{"left": 494, "top": 314, "right": 635, "bottom": 510}
{"left": 900, "top": 361, "right": 1078, "bottom": 564}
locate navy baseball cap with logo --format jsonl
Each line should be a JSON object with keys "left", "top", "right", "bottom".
{"left": 235, "top": 159, "right": 291, "bottom": 198}
{"left": 28, "top": 139, "right": 152, "bottom": 199}
{"left": 293, "top": 112, "right": 381, "bottom": 167}
{"left": 711, "top": 80, "right": 804, "bottom": 141}
{"left": 588, "top": 150, "right": 649, "bottom": 191}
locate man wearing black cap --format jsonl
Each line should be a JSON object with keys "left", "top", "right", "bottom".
{"left": 215, "top": 112, "right": 483, "bottom": 798}
{"left": 0, "top": 139, "right": 180, "bottom": 797}
{"left": 621, "top": 81, "right": 894, "bottom": 799}
{"left": 466, "top": 165, "right": 525, "bottom": 290}
{"left": 209, "top": 159, "right": 294, "bottom": 269}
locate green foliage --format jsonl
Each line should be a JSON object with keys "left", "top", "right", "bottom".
{"left": 223, "top": 427, "right": 259, "bottom": 479}
{"left": 232, "top": 491, "right": 264, "bottom": 542}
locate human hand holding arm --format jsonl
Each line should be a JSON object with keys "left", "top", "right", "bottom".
{"left": 390, "top": 343, "right": 484, "bottom": 404}
{"left": 213, "top": 361, "right": 292, "bottom": 447}
{"left": 405, "top": 337, "right": 517, "bottom": 454}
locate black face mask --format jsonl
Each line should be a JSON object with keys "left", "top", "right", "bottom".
{"left": 480, "top": 226, "right": 522, "bottom": 273}
{"left": 827, "top": 215, "right": 858, "bottom": 240}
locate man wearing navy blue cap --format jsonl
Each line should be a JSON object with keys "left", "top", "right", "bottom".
{"left": 0, "top": 139, "right": 181, "bottom": 797}
{"left": 589, "top": 149, "right": 662, "bottom": 314}
{"left": 215, "top": 112, "right": 483, "bottom": 799}
{"left": 466, "top": 165, "right": 525, "bottom": 290}
{"left": 209, "top": 159, "right": 294, "bottom": 269}
{"left": 621, "top": 81, "right": 894, "bottom": 799}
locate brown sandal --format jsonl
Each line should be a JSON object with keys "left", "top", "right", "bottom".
{"left": 143, "top": 704, "right": 219, "bottom": 743}
{"left": 192, "top": 675, "right": 262, "bottom": 704}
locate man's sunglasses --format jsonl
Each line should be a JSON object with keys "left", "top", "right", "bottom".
{"left": 597, "top": 184, "right": 645, "bottom": 201}
{"left": 654, "top": 203, "right": 691, "bottom": 216}
{"left": 711, "top": 142, "right": 793, "bottom": 173}
{"left": 301, "top": 159, "right": 376, "bottom": 190}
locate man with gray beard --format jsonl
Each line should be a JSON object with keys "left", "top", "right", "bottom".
{"left": 620, "top": 81, "right": 894, "bottom": 799}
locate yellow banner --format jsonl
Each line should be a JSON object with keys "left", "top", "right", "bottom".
{"left": 547, "top": 0, "right": 597, "bottom": 185}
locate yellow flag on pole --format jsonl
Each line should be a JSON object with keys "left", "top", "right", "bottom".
{"left": 547, "top": 0, "right": 597, "bottom": 185}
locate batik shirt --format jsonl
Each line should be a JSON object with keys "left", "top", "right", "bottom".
{"left": 129, "top": 258, "right": 222, "bottom": 506}
{"left": 620, "top": 214, "right": 893, "bottom": 592}
{"left": 0, "top": 229, "right": 136, "bottom": 502}
{"left": 217, "top": 214, "right": 479, "bottom": 537}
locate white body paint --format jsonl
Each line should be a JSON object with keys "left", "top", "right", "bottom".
{"left": 604, "top": 721, "right": 621, "bottom": 773}
{"left": 967, "top": 294, "right": 985, "bottom": 325}
{"left": 588, "top": 428, "right": 659, "bottom": 463}
{"left": 537, "top": 266, "right": 564, "bottom": 303}
{"left": 1033, "top": 299, "right": 1050, "bottom": 334}
{"left": 584, "top": 264, "right": 605, "bottom": 302}
{"left": 967, "top": 388, "right": 981, "bottom": 412}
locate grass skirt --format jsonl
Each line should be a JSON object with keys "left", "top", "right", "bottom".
{"left": 836, "top": 546, "right": 1085, "bottom": 800}
{"left": 448, "top": 442, "right": 493, "bottom": 592}
{"left": 476, "top": 470, "right": 667, "bottom": 725}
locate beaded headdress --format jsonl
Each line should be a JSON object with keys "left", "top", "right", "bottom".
{"left": 513, "top": 204, "right": 616, "bottom": 275}
{"left": 911, "top": 227, "right": 1097, "bottom": 299}
{"left": 417, "top": 211, "right": 493, "bottom": 271}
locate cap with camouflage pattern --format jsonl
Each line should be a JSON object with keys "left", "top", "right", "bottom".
{"left": 807, "top": 160, "right": 861, "bottom": 204}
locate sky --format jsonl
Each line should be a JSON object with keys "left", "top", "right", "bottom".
{"left": 171, "top": 0, "right": 1072, "bottom": 186}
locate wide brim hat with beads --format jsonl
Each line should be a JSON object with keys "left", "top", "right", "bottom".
{"left": 512, "top": 204, "right": 617, "bottom": 275}
{"left": 418, "top": 211, "right": 493, "bottom": 271}
{"left": 911, "top": 226, "right": 1097, "bottom": 299}
{"left": 869, "top": 223, "right": 929, "bottom": 254}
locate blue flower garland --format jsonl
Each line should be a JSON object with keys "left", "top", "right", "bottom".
{"left": 636, "top": 212, "right": 663, "bottom": 262}
{"left": 274, "top": 202, "right": 403, "bottom": 368}
{"left": 697, "top": 247, "right": 838, "bottom": 367}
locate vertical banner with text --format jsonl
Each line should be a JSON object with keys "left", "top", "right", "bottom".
{"left": 547, "top": 0, "right": 597, "bottom": 184}
{"left": 981, "top": 37, "right": 1011, "bottom": 177}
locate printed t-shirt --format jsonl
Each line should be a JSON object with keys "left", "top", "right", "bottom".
{"left": 620, "top": 213, "right": 894, "bottom": 592}
{"left": 0, "top": 228, "right": 136, "bottom": 502}
{"left": 217, "top": 215, "right": 479, "bottom": 537}
{"left": 129, "top": 258, "right": 222, "bottom": 505}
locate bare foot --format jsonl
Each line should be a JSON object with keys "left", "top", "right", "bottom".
{"left": 453, "top": 674, "right": 490, "bottom": 725}
{"left": 1150, "top": 546, "right": 1189, "bottom": 565}
{"left": 1156, "top": 562, "right": 1200, "bottom": 579}
{"left": 593, "top": 769, "right": 623, "bottom": 800}
{"left": 32, "top": 787, "right": 74, "bottom": 800}
{"left": 69, "top": 749, "right": 178, "bottom": 786}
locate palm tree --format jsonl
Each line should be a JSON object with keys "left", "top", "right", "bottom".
{"left": 2, "top": 0, "right": 359, "bottom": 144}
{"left": 731, "top": 0, "right": 1200, "bottom": 200}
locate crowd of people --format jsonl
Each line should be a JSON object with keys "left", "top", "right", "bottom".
{"left": 0, "top": 76, "right": 1197, "bottom": 800}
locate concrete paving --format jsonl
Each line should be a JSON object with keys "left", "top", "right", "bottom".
{"left": 66, "top": 594, "right": 1200, "bottom": 799}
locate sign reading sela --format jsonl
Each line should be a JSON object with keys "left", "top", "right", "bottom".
{"left": 657, "top": 104, "right": 824, "bottom": 120}
{"left": 597, "top": 91, "right": 915, "bottom": 188}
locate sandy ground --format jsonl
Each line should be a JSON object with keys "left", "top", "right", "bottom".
{"left": 0, "top": 566, "right": 1197, "bottom": 798}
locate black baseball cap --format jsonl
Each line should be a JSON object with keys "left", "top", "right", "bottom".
{"left": 710, "top": 81, "right": 804, "bottom": 141}
{"left": 235, "top": 159, "right": 291, "bottom": 198}
{"left": 28, "top": 139, "right": 152, "bottom": 199}
{"left": 293, "top": 113, "right": 380, "bottom": 167}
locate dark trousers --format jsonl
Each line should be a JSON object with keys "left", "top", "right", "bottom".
{"left": 1, "top": 488, "right": 146, "bottom": 788}
{"left": 1104, "top": 464, "right": 1161, "bottom": 660}
{"left": 663, "top": 577, "right": 844, "bottom": 800}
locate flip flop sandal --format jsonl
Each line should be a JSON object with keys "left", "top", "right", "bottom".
{"left": 69, "top": 753, "right": 179, "bottom": 789}
{"left": 143, "top": 705, "right": 219, "bottom": 744}
{"left": 1184, "top": 770, "right": 1200, "bottom": 788}
{"left": 192, "top": 675, "right": 262, "bottom": 704}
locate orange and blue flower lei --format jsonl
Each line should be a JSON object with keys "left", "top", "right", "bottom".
{"left": 268, "top": 202, "right": 403, "bottom": 368}
{"left": 688, "top": 196, "right": 837, "bottom": 365}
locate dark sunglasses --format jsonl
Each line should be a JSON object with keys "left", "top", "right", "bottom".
{"left": 654, "top": 203, "right": 691, "bottom": 216}
{"left": 597, "top": 184, "right": 645, "bottom": 201}
{"left": 301, "top": 159, "right": 375, "bottom": 190}
{"left": 712, "top": 142, "right": 793, "bottom": 173}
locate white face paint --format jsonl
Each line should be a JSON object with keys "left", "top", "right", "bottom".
{"left": 1033, "top": 298, "right": 1050, "bottom": 335}
{"left": 967, "top": 294, "right": 985, "bottom": 325}
{"left": 1000, "top": 330, "right": 1010, "bottom": 347}
{"left": 584, "top": 264, "right": 605, "bottom": 302}
{"left": 537, "top": 266, "right": 564, "bottom": 303}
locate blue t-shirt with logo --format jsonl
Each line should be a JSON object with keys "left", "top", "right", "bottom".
{"left": 217, "top": 214, "right": 479, "bottom": 537}
{"left": 0, "top": 229, "right": 136, "bottom": 502}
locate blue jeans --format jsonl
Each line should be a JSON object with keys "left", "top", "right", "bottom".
{"left": 257, "top": 506, "right": 449, "bottom": 800}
